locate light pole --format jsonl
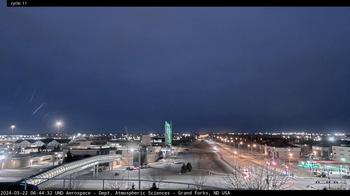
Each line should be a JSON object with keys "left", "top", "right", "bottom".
{"left": 130, "top": 147, "right": 142, "bottom": 190}
{"left": 138, "top": 148, "right": 141, "bottom": 190}
{"left": 10, "top": 125, "right": 15, "bottom": 135}
{"left": 55, "top": 121, "right": 63, "bottom": 137}
{"left": 128, "top": 146, "right": 131, "bottom": 188}
{"left": 288, "top": 153, "right": 293, "bottom": 165}
{"left": 288, "top": 153, "right": 293, "bottom": 176}
{"left": 239, "top": 141, "right": 243, "bottom": 153}
{"left": 312, "top": 151, "right": 317, "bottom": 173}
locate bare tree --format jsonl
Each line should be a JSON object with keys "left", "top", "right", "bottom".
{"left": 70, "top": 178, "right": 82, "bottom": 190}
{"left": 110, "top": 176, "right": 126, "bottom": 190}
{"left": 148, "top": 169, "right": 167, "bottom": 188}
{"left": 223, "top": 164, "right": 290, "bottom": 190}
{"left": 192, "top": 175, "right": 207, "bottom": 190}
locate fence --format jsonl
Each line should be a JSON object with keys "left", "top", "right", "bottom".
{"left": 23, "top": 177, "right": 226, "bottom": 190}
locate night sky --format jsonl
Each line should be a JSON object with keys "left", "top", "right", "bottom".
{"left": 1, "top": 5, "right": 350, "bottom": 134}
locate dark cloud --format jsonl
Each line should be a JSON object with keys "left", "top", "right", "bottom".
{"left": 1, "top": 5, "right": 350, "bottom": 133}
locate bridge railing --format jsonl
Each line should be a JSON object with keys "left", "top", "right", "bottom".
{"left": 25, "top": 155, "right": 121, "bottom": 186}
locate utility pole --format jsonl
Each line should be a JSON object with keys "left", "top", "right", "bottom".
{"left": 138, "top": 147, "right": 141, "bottom": 190}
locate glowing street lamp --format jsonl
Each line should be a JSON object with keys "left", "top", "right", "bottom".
{"left": 288, "top": 153, "right": 293, "bottom": 165}
{"left": 233, "top": 151, "right": 238, "bottom": 168}
{"left": 55, "top": 121, "right": 63, "bottom": 136}
{"left": 128, "top": 147, "right": 142, "bottom": 190}
{"left": 10, "top": 125, "right": 16, "bottom": 135}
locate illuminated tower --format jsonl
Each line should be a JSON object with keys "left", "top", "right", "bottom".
{"left": 164, "top": 121, "right": 172, "bottom": 147}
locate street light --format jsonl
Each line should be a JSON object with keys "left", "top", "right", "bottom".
{"left": 55, "top": 121, "right": 63, "bottom": 136}
{"left": 130, "top": 147, "right": 142, "bottom": 190}
{"left": 10, "top": 125, "right": 15, "bottom": 135}
{"left": 233, "top": 151, "right": 238, "bottom": 174}
{"left": 252, "top": 144, "right": 257, "bottom": 153}
{"left": 288, "top": 153, "right": 293, "bottom": 165}
{"left": 248, "top": 144, "right": 253, "bottom": 153}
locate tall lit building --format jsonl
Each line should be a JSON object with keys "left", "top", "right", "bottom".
{"left": 164, "top": 121, "right": 172, "bottom": 147}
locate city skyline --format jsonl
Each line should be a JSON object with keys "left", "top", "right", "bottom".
{"left": 1, "top": 6, "right": 350, "bottom": 133}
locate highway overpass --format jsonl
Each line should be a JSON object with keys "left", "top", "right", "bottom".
{"left": 23, "top": 154, "right": 122, "bottom": 186}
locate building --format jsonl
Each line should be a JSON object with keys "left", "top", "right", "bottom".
{"left": 13, "top": 140, "right": 33, "bottom": 150}
{"left": 197, "top": 132, "right": 209, "bottom": 140}
{"left": 141, "top": 135, "right": 151, "bottom": 146}
{"left": 164, "top": 121, "right": 172, "bottom": 147}
{"left": 0, "top": 153, "right": 54, "bottom": 169}
{"left": 312, "top": 145, "right": 332, "bottom": 160}
{"left": 151, "top": 137, "right": 164, "bottom": 146}
{"left": 332, "top": 145, "right": 350, "bottom": 163}
{"left": 258, "top": 138, "right": 301, "bottom": 162}
{"left": 267, "top": 146, "right": 301, "bottom": 161}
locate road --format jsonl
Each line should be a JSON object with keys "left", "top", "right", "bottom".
{"left": 39, "top": 142, "right": 231, "bottom": 190}
{"left": 34, "top": 140, "right": 350, "bottom": 190}
{"left": 209, "top": 140, "right": 350, "bottom": 190}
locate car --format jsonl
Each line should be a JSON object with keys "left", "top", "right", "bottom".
{"left": 342, "top": 175, "right": 350, "bottom": 179}
{"left": 315, "top": 172, "right": 327, "bottom": 178}
{"left": 141, "top": 164, "right": 150, "bottom": 169}
{"left": 114, "top": 172, "right": 120, "bottom": 176}
{"left": 126, "top": 166, "right": 134, "bottom": 170}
